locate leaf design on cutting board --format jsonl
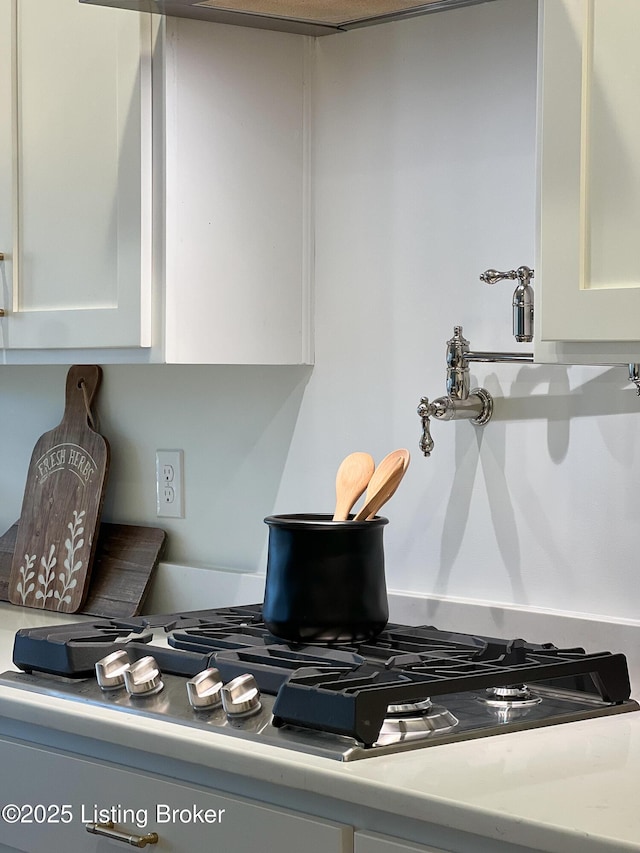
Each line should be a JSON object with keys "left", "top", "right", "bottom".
{"left": 15, "top": 554, "right": 36, "bottom": 605}
{"left": 54, "top": 509, "right": 85, "bottom": 610}
{"left": 35, "top": 544, "right": 57, "bottom": 607}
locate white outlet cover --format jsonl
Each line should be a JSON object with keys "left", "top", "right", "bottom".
{"left": 156, "top": 450, "right": 184, "bottom": 518}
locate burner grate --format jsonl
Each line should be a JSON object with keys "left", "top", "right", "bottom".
{"left": 10, "top": 605, "right": 635, "bottom": 750}
{"left": 271, "top": 648, "right": 632, "bottom": 744}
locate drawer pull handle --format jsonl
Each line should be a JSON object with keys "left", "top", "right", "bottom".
{"left": 0, "top": 252, "right": 5, "bottom": 315}
{"left": 85, "top": 821, "right": 159, "bottom": 847}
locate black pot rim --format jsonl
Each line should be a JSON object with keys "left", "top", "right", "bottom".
{"left": 264, "top": 513, "right": 389, "bottom": 530}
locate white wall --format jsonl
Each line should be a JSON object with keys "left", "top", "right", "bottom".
{"left": 1, "top": 0, "right": 639, "bottom": 623}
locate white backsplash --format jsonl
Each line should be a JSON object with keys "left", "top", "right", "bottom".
{"left": 1, "top": 0, "right": 640, "bottom": 633}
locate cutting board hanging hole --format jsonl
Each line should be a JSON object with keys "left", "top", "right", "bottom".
{"left": 78, "top": 376, "right": 97, "bottom": 430}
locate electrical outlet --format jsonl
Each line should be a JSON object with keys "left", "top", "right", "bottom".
{"left": 156, "top": 450, "right": 184, "bottom": 518}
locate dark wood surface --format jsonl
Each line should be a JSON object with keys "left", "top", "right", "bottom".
{"left": 0, "top": 521, "right": 166, "bottom": 619}
{"left": 8, "top": 366, "right": 110, "bottom": 613}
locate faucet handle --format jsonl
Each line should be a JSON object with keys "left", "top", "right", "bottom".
{"left": 480, "top": 266, "right": 534, "bottom": 286}
{"left": 480, "top": 268, "right": 516, "bottom": 285}
{"left": 417, "top": 397, "right": 435, "bottom": 457}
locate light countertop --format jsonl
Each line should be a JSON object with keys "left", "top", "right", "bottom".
{"left": 1, "top": 602, "right": 639, "bottom": 853}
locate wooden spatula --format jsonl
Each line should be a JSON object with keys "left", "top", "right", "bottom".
{"left": 8, "top": 365, "right": 110, "bottom": 613}
{"left": 333, "top": 452, "right": 375, "bottom": 521}
{"left": 353, "top": 448, "right": 410, "bottom": 521}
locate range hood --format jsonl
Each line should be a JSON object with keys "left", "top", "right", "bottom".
{"left": 79, "top": 0, "right": 496, "bottom": 36}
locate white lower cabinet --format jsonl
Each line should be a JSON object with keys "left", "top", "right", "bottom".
{"left": 355, "top": 831, "right": 448, "bottom": 853}
{"left": 0, "top": 740, "right": 350, "bottom": 853}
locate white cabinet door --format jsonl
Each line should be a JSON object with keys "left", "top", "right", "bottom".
{"left": 0, "top": 739, "right": 351, "bottom": 853}
{"left": 2, "top": 0, "right": 152, "bottom": 351}
{"left": 0, "top": 1, "right": 14, "bottom": 332}
{"left": 355, "top": 830, "right": 447, "bottom": 853}
{"left": 536, "top": 0, "right": 640, "bottom": 363}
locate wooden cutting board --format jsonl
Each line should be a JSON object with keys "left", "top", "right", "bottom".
{"left": 8, "top": 365, "right": 110, "bottom": 613}
{"left": 0, "top": 521, "right": 166, "bottom": 619}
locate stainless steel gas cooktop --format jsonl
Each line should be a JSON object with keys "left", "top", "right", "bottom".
{"left": 1, "top": 605, "right": 637, "bottom": 761}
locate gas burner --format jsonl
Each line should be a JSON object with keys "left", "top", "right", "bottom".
{"left": 375, "top": 704, "right": 458, "bottom": 746}
{"left": 386, "top": 697, "right": 433, "bottom": 716}
{"left": 483, "top": 684, "right": 542, "bottom": 708}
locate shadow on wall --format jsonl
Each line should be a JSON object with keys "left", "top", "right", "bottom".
{"left": 435, "top": 392, "right": 528, "bottom": 606}
{"left": 432, "top": 363, "right": 640, "bottom": 605}
{"left": 496, "top": 363, "right": 640, "bottom": 463}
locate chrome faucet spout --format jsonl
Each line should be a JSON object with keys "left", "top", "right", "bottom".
{"left": 418, "top": 325, "right": 496, "bottom": 457}
{"left": 418, "top": 319, "right": 640, "bottom": 459}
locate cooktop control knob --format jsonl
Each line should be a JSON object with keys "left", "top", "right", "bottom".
{"left": 95, "top": 650, "right": 130, "bottom": 691}
{"left": 186, "top": 667, "right": 223, "bottom": 710}
{"left": 123, "top": 656, "right": 163, "bottom": 697}
{"left": 221, "top": 673, "right": 262, "bottom": 718}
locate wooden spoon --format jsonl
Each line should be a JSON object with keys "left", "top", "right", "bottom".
{"left": 353, "top": 449, "right": 410, "bottom": 521}
{"left": 332, "top": 452, "right": 375, "bottom": 521}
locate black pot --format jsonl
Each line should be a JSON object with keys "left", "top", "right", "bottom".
{"left": 262, "top": 513, "right": 389, "bottom": 644}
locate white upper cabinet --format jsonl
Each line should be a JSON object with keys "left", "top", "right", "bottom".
{"left": 536, "top": 0, "right": 640, "bottom": 363}
{"left": 161, "top": 19, "right": 312, "bottom": 365}
{"left": 0, "top": 1, "right": 312, "bottom": 364}
{"left": 0, "top": 0, "right": 153, "bottom": 352}
{"left": 0, "top": 4, "right": 11, "bottom": 314}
